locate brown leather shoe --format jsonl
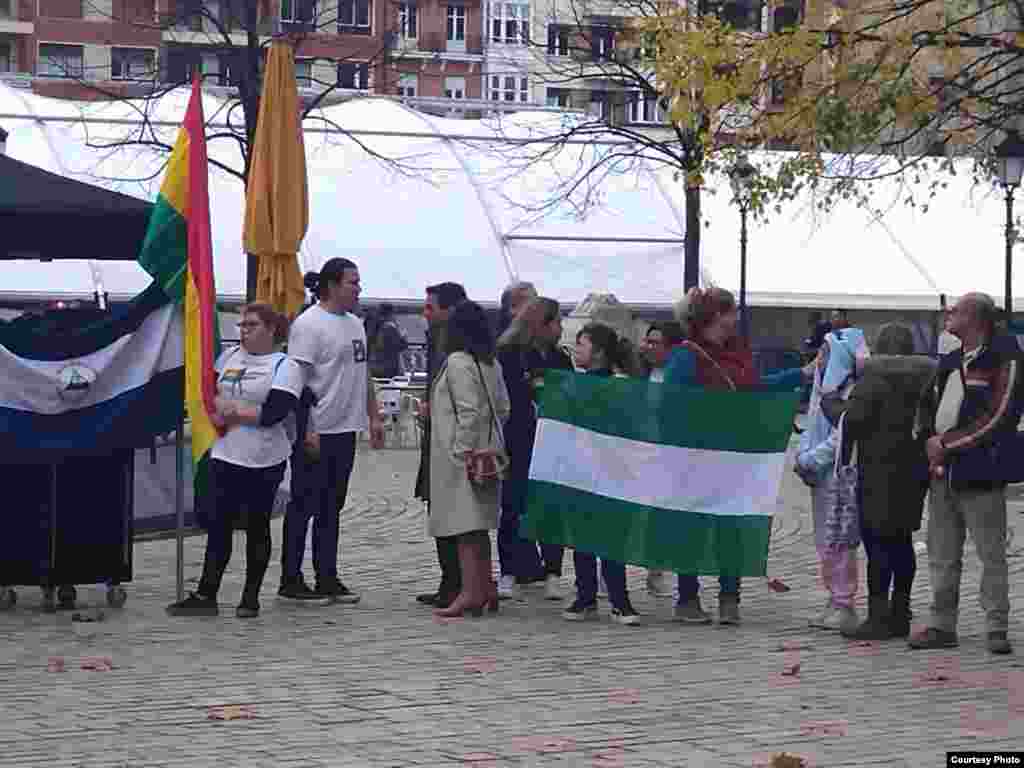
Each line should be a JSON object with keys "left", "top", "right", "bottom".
{"left": 908, "top": 627, "right": 959, "bottom": 650}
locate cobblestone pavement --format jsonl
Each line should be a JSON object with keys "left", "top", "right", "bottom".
{"left": 2, "top": 443, "right": 1023, "bottom": 768}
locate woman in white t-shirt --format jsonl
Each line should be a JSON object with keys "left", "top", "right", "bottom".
{"left": 167, "top": 304, "right": 303, "bottom": 619}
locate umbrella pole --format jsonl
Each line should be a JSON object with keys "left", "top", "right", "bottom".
{"left": 246, "top": 253, "right": 258, "bottom": 302}
{"left": 175, "top": 413, "right": 185, "bottom": 602}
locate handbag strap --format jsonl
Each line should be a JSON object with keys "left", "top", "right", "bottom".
{"left": 442, "top": 355, "right": 506, "bottom": 454}
{"left": 683, "top": 341, "right": 737, "bottom": 391}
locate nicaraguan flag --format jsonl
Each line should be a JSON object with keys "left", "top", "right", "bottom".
{"left": 523, "top": 370, "right": 798, "bottom": 576}
{"left": 0, "top": 283, "right": 183, "bottom": 459}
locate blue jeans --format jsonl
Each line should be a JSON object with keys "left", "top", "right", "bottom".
{"left": 677, "top": 575, "right": 741, "bottom": 605}
{"left": 574, "top": 552, "right": 628, "bottom": 609}
{"left": 281, "top": 432, "right": 356, "bottom": 585}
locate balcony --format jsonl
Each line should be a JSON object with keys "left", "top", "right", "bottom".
{"left": 0, "top": 1, "right": 32, "bottom": 36}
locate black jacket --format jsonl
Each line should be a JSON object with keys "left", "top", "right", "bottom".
{"left": 497, "top": 342, "right": 574, "bottom": 461}
{"left": 918, "top": 334, "right": 1024, "bottom": 491}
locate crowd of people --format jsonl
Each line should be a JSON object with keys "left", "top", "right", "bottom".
{"left": 165, "top": 258, "right": 1021, "bottom": 656}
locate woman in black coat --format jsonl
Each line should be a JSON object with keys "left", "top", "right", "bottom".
{"left": 495, "top": 297, "right": 573, "bottom": 599}
{"left": 822, "top": 323, "right": 936, "bottom": 640}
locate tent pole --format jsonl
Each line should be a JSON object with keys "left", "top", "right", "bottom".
{"left": 175, "top": 414, "right": 185, "bottom": 602}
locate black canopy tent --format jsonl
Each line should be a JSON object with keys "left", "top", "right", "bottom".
{"left": 0, "top": 153, "right": 152, "bottom": 262}
{"left": 0, "top": 152, "right": 186, "bottom": 610}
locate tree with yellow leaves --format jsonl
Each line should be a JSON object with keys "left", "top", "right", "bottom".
{"left": 506, "top": 0, "right": 1021, "bottom": 285}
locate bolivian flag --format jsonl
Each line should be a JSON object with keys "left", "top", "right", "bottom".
{"left": 137, "top": 75, "right": 220, "bottom": 504}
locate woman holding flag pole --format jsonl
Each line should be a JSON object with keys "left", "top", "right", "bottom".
{"left": 666, "top": 287, "right": 813, "bottom": 626}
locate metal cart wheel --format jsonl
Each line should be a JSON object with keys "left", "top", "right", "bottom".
{"left": 41, "top": 588, "right": 57, "bottom": 613}
{"left": 106, "top": 585, "right": 127, "bottom": 608}
{"left": 57, "top": 585, "right": 77, "bottom": 610}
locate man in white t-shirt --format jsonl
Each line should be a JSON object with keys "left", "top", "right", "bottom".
{"left": 639, "top": 320, "right": 687, "bottom": 598}
{"left": 279, "top": 258, "right": 385, "bottom": 603}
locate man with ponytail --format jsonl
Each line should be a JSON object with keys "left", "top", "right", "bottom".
{"left": 279, "top": 258, "right": 385, "bottom": 604}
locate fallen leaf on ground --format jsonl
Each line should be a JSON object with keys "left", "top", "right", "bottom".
{"left": 463, "top": 656, "right": 498, "bottom": 674}
{"left": 766, "top": 577, "right": 791, "bottom": 593}
{"left": 207, "top": 704, "right": 255, "bottom": 721}
{"left": 800, "top": 720, "right": 848, "bottom": 737}
{"left": 781, "top": 663, "right": 801, "bottom": 677}
{"left": 46, "top": 657, "right": 65, "bottom": 673}
{"left": 72, "top": 609, "right": 105, "bottom": 623}
{"left": 776, "top": 641, "right": 812, "bottom": 652}
{"left": 80, "top": 657, "right": 114, "bottom": 671}
{"left": 607, "top": 688, "right": 640, "bottom": 704}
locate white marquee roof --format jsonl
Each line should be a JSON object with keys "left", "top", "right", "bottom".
{"left": 0, "top": 82, "right": 1018, "bottom": 311}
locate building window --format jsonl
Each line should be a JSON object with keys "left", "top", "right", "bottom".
{"left": 491, "top": 3, "right": 528, "bottom": 44}
{"left": 590, "top": 26, "right": 614, "bottom": 60}
{"left": 337, "top": 61, "right": 369, "bottom": 89}
{"left": 111, "top": 48, "right": 155, "bottom": 80}
{"left": 281, "top": 0, "right": 316, "bottom": 23}
{"left": 712, "top": 0, "right": 763, "bottom": 31}
{"left": 771, "top": 0, "right": 802, "bottom": 31}
{"left": 37, "top": 44, "right": 84, "bottom": 78}
{"left": 0, "top": 42, "right": 11, "bottom": 73}
{"left": 547, "top": 25, "right": 569, "bottom": 56}
{"left": 628, "top": 92, "right": 663, "bottom": 124}
{"left": 446, "top": 6, "right": 466, "bottom": 42}
{"left": 294, "top": 58, "right": 313, "bottom": 86}
{"left": 0, "top": 0, "right": 12, "bottom": 19}
{"left": 546, "top": 87, "right": 570, "bottom": 107}
{"left": 444, "top": 76, "right": 466, "bottom": 99}
{"left": 490, "top": 74, "right": 528, "bottom": 102}
{"left": 339, "top": 0, "right": 372, "bottom": 33}
{"left": 588, "top": 91, "right": 608, "bottom": 120}
{"left": 398, "top": 72, "right": 417, "bottom": 97}
{"left": 398, "top": 3, "right": 417, "bottom": 38}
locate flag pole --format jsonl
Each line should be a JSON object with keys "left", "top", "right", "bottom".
{"left": 175, "top": 412, "right": 185, "bottom": 602}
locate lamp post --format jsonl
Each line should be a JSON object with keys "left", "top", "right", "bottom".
{"left": 729, "top": 154, "right": 757, "bottom": 340}
{"left": 995, "top": 131, "right": 1024, "bottom": 317}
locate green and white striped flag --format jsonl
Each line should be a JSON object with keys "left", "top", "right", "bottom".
{"left": 523, "top": 370, "right": 798, "bottom": 576}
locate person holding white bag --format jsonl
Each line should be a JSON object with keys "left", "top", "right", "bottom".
{"left": 794, "top": 328, "right": 869, "bottom": 634}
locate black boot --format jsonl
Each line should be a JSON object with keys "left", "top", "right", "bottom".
{"left": 888, "top": 591, "right": 912, "bottom": 638}
{"left": 842, "top": 596, "right": 892, "bottom": 640}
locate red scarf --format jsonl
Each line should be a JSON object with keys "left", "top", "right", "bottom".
{"left": 684, "top": 339, "right": 759, "bottom": 391}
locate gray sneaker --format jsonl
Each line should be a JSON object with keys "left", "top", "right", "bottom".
{"left": 673, "top": 597, "right": 713, "bottom": 625}
{"left": 718, "top": 595, "right": 741, "bottom": 625}
{"left": 988, "top": 631, "right": 1013, "bottom": 655}
{"left": 835, "top": 606, "right": 859, "bottom": 635}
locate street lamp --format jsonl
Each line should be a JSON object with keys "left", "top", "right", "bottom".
{"left": 729, "top": 154, "right": 758, "bottom": 340}
{"left": 995, "top": 130, "right": 1024, "bottom": 317}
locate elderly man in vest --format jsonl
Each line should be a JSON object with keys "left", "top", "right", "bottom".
{"left": 911, "top": 293, "right": 1023, "bottom": 655}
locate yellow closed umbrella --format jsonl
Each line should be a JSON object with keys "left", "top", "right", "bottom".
{"left": 244, "top": 41, "right": 309, "bottom": 318}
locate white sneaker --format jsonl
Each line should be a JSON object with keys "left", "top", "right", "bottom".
{"left": 646, "top": 570, "right": 674, "bottom": 598}
{"left": 544, "top": 575, "right": 563, "bottom": 601}
{"left": 820, "top": 604, "right": 858, "bottom": 632}
{"left": 807, "top": 599, "right": 834, "bottom": 629}
{"left": 498, "top": 575, "right": 521, "bottom": 601}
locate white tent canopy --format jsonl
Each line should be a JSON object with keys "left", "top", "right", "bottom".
{"left": 1, "top": 81, "right": 1019, "bottom": 311}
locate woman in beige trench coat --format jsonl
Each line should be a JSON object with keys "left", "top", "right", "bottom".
{"left": 431, "top": 300, "right": 511, "bottom": 618}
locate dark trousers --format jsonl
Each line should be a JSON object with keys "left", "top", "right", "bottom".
{"left": 861, "top": 525, "right": 916, "bottom": 597}
{"left": 435, "top": 535, "right": 461, "bottom": 596}
{"left": 281, "top": 432, "right": 357, "bottom": 585}
{"left": 498, "top": 469, "right": 563, "bottom": 579}
{"left": 574, "top": 551, "right": 628, "bottom": 609}
{"left": 677, "top": 575, "right": 741, "bottom": 604}
{"left": 198, "top": 459, "right": 285, "bottom": 605}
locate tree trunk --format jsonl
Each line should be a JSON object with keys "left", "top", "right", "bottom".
{"left": 241, "top": 1, "right": 261, "bottom": 301}
{"left": 684, "top": 183, "right": 701, "bottom": 291}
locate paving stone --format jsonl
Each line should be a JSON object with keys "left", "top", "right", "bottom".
{"left": 0, "top": 447, "right": 1021, "bottom": 766}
